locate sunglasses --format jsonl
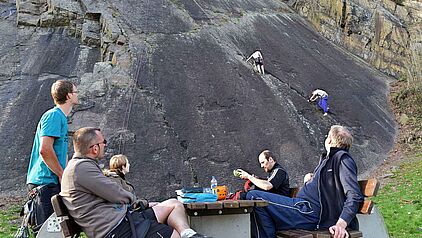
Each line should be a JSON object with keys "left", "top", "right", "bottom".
{"left": 89, "top": 139, "right": 107, "bottom": 148}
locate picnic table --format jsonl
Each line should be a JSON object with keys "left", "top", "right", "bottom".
{"left": 183, "top": 200, "right": 268, "bottom": 238}
{"left": 44, "top": 196, "right": 268, "bottom": 238}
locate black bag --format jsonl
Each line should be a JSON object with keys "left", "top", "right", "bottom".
{"left": 14, "top": 202, "right": 32, "bottom": 238}
{"left": 25, "top": 184, "right": 60, "bottom": 234}
{"left": 13, "top": 225, "right": 30, "bottom": 238}
{"left": 14, "top": 193, "right": 36, "bottom": 238}
{"left": 128, "top": 210, "right": 150, "bottom": 238}
{"left": 105, "top": 210, "right": 151, "bottom": 238}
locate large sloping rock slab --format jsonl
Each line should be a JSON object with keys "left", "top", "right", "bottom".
{"left": 0, "top": 0, "right": 396, "bottom": 200}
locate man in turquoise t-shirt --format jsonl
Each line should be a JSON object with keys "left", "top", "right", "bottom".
{"left": 26, "top": 80, "right": 78, "bottom": 232}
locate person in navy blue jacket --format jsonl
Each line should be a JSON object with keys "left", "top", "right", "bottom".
{"left": 246, "top": 125, "right": 364, "bottom": 238}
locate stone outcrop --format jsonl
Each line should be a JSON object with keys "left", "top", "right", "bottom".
{"left": 16, "top": 0, "right": 128, "bottom": 64}
{"left": 286, "top": 0, "right": 421, "bottom": 83}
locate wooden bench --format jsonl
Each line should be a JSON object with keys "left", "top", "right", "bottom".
{"left": 277, "top": 178, "right": 379, "bottom": 238}
{"left": 50, "top": 194, "right": 82, "bottom": 238}
{"left": 184, "top": 200, "right": 268, "bottom": 238}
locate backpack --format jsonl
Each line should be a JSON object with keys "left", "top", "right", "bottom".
{"left": 16, "top": 184, "right": 60, "bottom": 236}
{"left": 14, "top": 191, "right": 37, "bottom": 238}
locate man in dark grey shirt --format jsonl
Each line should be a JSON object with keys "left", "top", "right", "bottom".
{"left": 238, "top": 150, "right": 290, "bottom": 196}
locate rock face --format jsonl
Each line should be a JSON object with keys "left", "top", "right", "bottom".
{"left": 0, "top": 0, "right": 396, "bottom": 200}
{"left": 286, "top": 0, "right": 421, "bottom": 83}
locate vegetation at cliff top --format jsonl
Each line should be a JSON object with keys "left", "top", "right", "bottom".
{"left": 390, "top": 82, "right": 422, "bottom": 153}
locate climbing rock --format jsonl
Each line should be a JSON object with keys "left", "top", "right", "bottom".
{"left": 16, "top": 1, "right": 40, "bottom": 15}
{"left": 17, "top": 12, "right": 39, "bottom": 26}
{"left": 116, "top": 35, "right": 126, "bottom": 45}
{"left": 0, "top": 0, "right": 399, "bottom": 199}
{"left": 47, "top": 0, "right": 83, "bottom": 16}
{"left": 81, "top": 19, "right": 101, "bottom": 47}
{"left": 100, "top": 12, "right": 121, "bottom": 41}
{"left": 79, "top": 71, "right": 106, "bottom": 98}
{"left": 92, "top": 61, "right": 132, "bottom": 88}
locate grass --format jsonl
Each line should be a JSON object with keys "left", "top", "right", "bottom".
{"left": 0, "top": 201, "right": 88, "bottom": 237}
{"left": 374, "top": 80, "right": 422, "bottom": 237}
{"left": 374, "top": 157, "right": 422, "bottom": 237}
{"left": 391, "top": 84, "right": 422, "bottom": 117}
{"left": 0, "top": 204, "right": 21, "bottom": 237}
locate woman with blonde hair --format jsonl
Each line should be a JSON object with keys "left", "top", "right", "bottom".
{"left": 104, "top": 154, "right": 209, "bottom": 238}
{"left": 104, "top": 154, "right": 135, "bottom": 193}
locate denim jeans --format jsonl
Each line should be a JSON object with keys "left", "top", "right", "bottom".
{"left": 246, "top": 190, "right": 320, "bottom": 238}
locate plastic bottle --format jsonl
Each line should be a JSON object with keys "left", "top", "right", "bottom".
{"left": 210, "top": 176, "right": 218, "bottom": 194}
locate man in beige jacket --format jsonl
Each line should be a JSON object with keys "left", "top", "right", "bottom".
{"left": 61, "top": 127, "right": 208, "bottom": 238}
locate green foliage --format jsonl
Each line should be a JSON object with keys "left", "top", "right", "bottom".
{"left": 0, "top": 204, "right": 88, "bottom": 238}
{"left": 391, "top": 85, "right": 422, "bottom": 117}
{"left": 374, "top": 158, "right": 422, "bottom": 237}
{"left": 397, "top": 74, "right": 407, "bottom": 82}
{"left": 0, "top": 204, "right": 21, "bottom": 237}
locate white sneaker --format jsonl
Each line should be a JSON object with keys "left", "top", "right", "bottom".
{"left": 188, "top": 234, "right": 211, "bottom": 238}
{"left": 181, "top": 229, "right": 212, "bottom": 238}
{"left": 323, "top": 113, "right": 328, "bottom": 116}
{"left": 181, "top": 229, "right": 197, "bottom": 238}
